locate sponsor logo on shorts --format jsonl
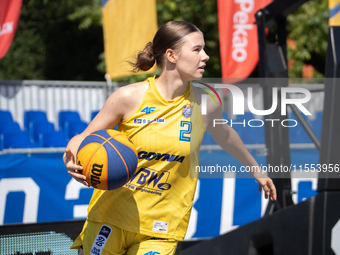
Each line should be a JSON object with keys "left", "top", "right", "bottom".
{"left": 90, "top": 225, "right": 112, "bottom": 255}
{"left": 125, "top": 167, "right": 172, "bottom": 196}
{"left": 134, "top": 118, "right": 165, "bottom": 124}
{"left": 100, "top": 227, "right": 110, "bottom": 236}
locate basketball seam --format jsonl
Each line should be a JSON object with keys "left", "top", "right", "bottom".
{"left": 92, "top": 133, "right": 130, "bottom": 184}
{"left": 93, "top": 133, "right": 137, "bottom": 156}
{"left": 106, "top": 140, "right": 130, "bottom": 183}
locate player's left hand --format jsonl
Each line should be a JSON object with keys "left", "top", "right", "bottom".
{"left": 255, "top": 176, "right": 277, "bottom": 201}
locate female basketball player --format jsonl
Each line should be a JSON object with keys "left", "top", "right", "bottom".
{"left": 64, "top": 21, "right": 276, "bottom": 255}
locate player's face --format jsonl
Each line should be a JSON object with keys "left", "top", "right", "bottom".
{"left": 174, "top": 32, "right": 210, "bottom": 80}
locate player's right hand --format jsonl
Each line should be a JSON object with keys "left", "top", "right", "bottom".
{"left": 63, "top": 148, "right": 89, "bottom": 187}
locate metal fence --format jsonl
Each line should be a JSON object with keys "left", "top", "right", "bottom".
{"left": 0, "top": 80, "right": 325, "bottom": 154}
{"left": 0, "top": 80, "right": 118, "bottom": 128}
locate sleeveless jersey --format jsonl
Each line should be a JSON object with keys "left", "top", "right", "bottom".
{"left": 86, "top": 76, "right": 205, "bottom": 241}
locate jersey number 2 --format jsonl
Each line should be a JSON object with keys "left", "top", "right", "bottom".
{"left": 179, "top": 121, "right": 192, "bottom": 142}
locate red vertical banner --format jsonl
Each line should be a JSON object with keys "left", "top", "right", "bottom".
{"left": 0, "top": 0, "right": 23, "bottom": 59}
{"left": 218, "top": 0, "right": 272, "bottom": 79}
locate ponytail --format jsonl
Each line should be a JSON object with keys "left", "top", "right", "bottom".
{"left": 130, "top": 21, "right": 200, "bottom": 73}
{"left": 131, "top": 42, "right": 156, "bottom": 73}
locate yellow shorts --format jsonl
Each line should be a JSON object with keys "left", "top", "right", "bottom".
{"left": 72, "top": 220, "right": 178, "bottom": 255}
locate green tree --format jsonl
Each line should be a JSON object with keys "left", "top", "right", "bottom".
{"left": 70, "top": 0, "right": 221, "bottom": 82}
{"left": 68, "top": 0, "right": 102, "bottom": 29}
{"left": 0, "top": 0, "right": 104, "bottom": 81}
{"left": 53, "top": 0, "right": 330, "bottom": 80}
{"left": 286, "top": 0, "right": 328, "bottom": 78}
{"left": 1, "top": 0, "right": 221, "bottom": 81}
{"left": 0, "top": 0, "right": 330, "bottom": 81}
{"left": 156, "top": 0, "right": 220, "bottom": 78}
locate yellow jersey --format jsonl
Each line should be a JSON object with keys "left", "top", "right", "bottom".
{"left": 85, "top": 76, "right": 205, "bottom": 241}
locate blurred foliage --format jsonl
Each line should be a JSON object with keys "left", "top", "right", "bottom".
{"left": 156, "top": 0, "right": 220, "bottom": 77}
{"left": 68, "top": 0, "right": 102, "bottom": 29}
{"left": 0, "top": 0, "right": 104, "bottom": 80}
{"left": 114, "top": 0, "right": 221, "bottom": 82}
{"left": 286, "top": 0, "right": 328, "bottom": 78}
{"left": 0, "top": 0, "right": 330, "bottom": 81}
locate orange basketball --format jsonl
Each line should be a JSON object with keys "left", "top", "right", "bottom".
{"left": 76, "top": 129, "right": 138, "bottom": 190}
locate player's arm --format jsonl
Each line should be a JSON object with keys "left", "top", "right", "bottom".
{"left": 63, "top": 82, "right": 146, "bottom": 185}
{"left": 204, "top": 96, "right": 276, "bottom": 201}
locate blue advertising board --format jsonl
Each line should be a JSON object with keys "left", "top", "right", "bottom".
{"left": 0, "top": 148, "right": 318, "bottom": 240}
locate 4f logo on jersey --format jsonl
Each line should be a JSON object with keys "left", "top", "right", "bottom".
{"left": 125, "top": 167, "right": 172, "bottom": 194}
{"left": 144, "top": 252, "right": 160, "bottom": 255}
{"left": 141, "top": 107, "right": 156, "bottom": 114}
